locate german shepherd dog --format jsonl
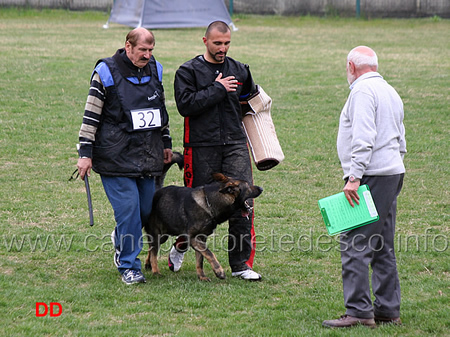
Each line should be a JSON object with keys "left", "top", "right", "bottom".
{"left": 143, "top": 173, "right": 263, "bottom": 281}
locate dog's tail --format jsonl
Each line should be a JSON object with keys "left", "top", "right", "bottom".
{"left": 162, "top": 151, "right": 184, "bottom": 174}
{"left": 171, "top": 151, "right": 184, "bottom": 171}
{"left": 155, "top": 151, "right": 185, "bottom": 191}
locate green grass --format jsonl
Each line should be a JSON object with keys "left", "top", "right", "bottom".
{"left": 0, "top": 8, "right": 449, "bottom": 336}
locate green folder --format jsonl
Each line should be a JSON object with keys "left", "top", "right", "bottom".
{"left": 318, "top": 185, "right": 379, "bottom": 235}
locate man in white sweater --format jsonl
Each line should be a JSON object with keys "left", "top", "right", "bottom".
{"left": 323, "top": 46, "right": 406, "bottom": 328}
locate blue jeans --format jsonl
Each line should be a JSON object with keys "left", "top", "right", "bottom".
{"left": 101, "top": 175, "right": 155, "bottom": 274}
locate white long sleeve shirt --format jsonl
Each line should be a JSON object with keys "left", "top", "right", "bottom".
{"left": 337, "top": 72, "right": 406, "bottom": 180}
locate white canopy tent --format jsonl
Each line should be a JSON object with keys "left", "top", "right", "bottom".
{"left": 104, "top": 0, "right": 237, "bottom": 30}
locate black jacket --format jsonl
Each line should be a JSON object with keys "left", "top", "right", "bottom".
{"left": 174, "top": 55, "right": 256, "bottom": 147}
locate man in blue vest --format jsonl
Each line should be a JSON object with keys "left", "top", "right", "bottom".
{"left": 77, "top": 28, "right": 173, "bottom": 285}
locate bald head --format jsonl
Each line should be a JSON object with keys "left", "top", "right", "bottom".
{"left": 346, "top": 46, "right": 378, "bottom": 84}
{"left": 347, "top": 46, "right": 378, "bottom": 70}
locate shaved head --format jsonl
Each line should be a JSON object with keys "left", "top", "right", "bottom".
{"left": 205, "top": 21, "right": 230, "bottom": 38}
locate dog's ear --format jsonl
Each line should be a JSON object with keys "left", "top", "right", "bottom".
{"left": 212, "top": 173, "right": 229, "bottom": 183}
{"left": 219, "top": 183, "right": 239, "bottom": 195}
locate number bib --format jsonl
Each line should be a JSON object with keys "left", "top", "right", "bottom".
{"left": 130, "top": 108, "right": 162, "bottom": 131}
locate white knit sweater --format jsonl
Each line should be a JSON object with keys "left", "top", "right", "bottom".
{"left": 337, "top": 72, "right": 406, "bottom": 179}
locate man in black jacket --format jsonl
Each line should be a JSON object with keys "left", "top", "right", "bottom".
{"left": 77, "top": 28, "right": 172, "bottom": 285}
{"left": 170, "top": 21, "right": 261, "bottom": 281}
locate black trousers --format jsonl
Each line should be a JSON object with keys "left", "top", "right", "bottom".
{"left": 183, "top": 143, "right": 256, "bottom": 272}
{"left": 340, "top": 174, "right": 404, "bottom": 319}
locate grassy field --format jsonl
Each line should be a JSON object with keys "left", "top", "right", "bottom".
{"left": 0, "top": 8, "right": 448, "bottom": 337}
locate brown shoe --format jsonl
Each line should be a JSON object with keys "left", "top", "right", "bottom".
{"left": 322, "top": 315, "right": 376, "bottom": 328}
{"left": 375, "top": 316, "right": 402, "bottom": 325}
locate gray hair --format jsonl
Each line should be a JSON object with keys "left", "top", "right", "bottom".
{"left": 347, "top": 46, "right": 378, "bottom": 69}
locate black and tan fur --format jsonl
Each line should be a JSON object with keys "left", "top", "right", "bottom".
{"left": 143, "top": 173, "right": 263, "bottom": 281}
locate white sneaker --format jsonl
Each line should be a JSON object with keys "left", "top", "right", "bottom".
{"left": 168, "top": 245, "right": 185, "bottom": 272}
{"left": 121, "top": 269, "right": 146, "bottom": 285}
{"left": 232, "top": 269, "right": 262, "bottom": 281}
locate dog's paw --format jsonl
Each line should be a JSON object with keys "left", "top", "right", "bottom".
{"left": 216, "top": 272, "right": 226, "bottom": 279}
{"left": 144, "top": 263, "right": 152, "bottom": 270}
{"left": 198, "top": 276, "right": 211, "bottom": 282}
{"left": 214, "top": 269, "right": 226, "bottom": 280}
{"left": 152, "top": 271, "right": 162, "bottom": 277}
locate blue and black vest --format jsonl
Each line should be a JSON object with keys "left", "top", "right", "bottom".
{"left": 92, "top": 49, "right": 169, "bottom": 177}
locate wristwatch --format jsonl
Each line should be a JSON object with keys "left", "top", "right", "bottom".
{"left": 348, "top": 175, "right": 360, "bottom": 183}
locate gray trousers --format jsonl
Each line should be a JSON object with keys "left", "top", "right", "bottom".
{"left": 339, "top": 174, "right": 404, "bottom": 319}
